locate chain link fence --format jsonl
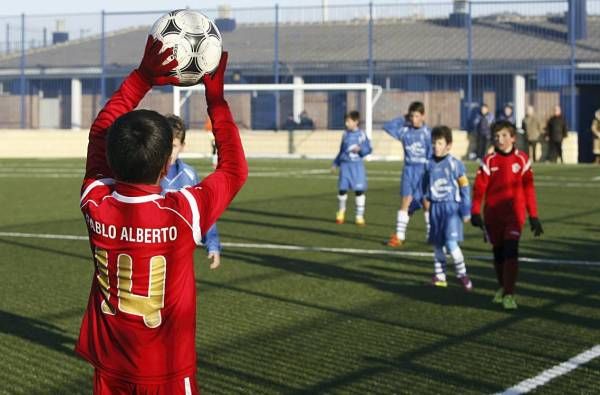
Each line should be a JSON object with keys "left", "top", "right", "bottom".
{"left": 0, "top": 1, "right": 599, "bottom": 161}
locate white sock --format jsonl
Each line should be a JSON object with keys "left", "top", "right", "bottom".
{"left": 424, "top": 211, "right": 430, "bottom": 238}
{"left": 450, "top": 246, "right": 467, "bottom": 277}
{"left": 337, "top": 194, "right": 348, "bottom": 212}
{"left": 396, "top": 210, "right": 410, "bottom": 240}
{"left": 355, "top": 194, "right": 366, "bottom": 217}
{"left": 434, "top": 245, "right": 447, "bottom": 280}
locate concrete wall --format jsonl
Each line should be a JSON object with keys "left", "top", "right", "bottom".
{"left": 0, "top": 129, "right": 579, "bottom": 163}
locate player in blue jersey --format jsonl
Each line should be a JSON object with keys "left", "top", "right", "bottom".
{"left": 383, "top": 101, "right": 432, "bottom": 247}
{"left": 423, "top": 126, "right": 472, "bottom": 290}
{"left": 332, "top": 110, "right": 373, "bottom": 225}
{"left": 161, "top": 115, "right": 222, "bottom": 268}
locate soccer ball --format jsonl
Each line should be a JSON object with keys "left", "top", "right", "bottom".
{"left": 149, "top": 9, "right": 222, "bottom": 86}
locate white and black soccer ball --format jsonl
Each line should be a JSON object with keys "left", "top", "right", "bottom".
{"left": 149, "top": 9, "right": 222, "bottom": 86}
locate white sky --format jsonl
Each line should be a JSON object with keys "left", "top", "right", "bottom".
{"left": 1, "top": 0, "right": 370, "bottom": 16}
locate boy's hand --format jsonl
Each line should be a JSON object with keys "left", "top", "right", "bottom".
{"left": 348, "top": 144, "right": 360, "bottom": 154}
{"left": 529, "top": 217, "right": 544, "bottom": 237}
{"left": 463, "top": 215, "right": 471, "bottom": 224}
{"left": 137, "top": 36, "right": 179, "bottom": 86}
{"left": 471, "top": 213, "right": 483, "bottom": 228}
{"left": 330, "top": 166, "right": 338, "bottom": 174}
{"left": 203, "top": 52, "right": 228, "bottom": 106}
{"left": 208, "top": 251, "right": 221, "bottom": 270}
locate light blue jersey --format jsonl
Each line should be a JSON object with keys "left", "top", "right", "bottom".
{"left": 423, "top": 155, "right": 471, "bottom": 245}
{"left": 383, "top": 117, "right": 432, "bottom": 165}
{"left": 333, "top": 128, "right": 372, "bottom": 192}
{"left": 160, "top": 158, "right": 221, "bottom": 254}
{"left": 384, "top": 117, "right": 432, "bottom": 200}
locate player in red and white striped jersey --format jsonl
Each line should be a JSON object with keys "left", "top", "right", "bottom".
{"left": 75, "top": 37, "right": 247, "bottom": 394}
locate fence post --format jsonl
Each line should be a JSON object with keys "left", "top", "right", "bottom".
{"left": 5, "top": 24, "right": 9, "bottom": 55}
{"left": 466, "top": 1, "right": 473, "bottom": 129}
{"left": 368, "top": 2, "right": 374, "bottom": 83}
{"left": 19, "top": 13, "right": 26, "bottom": 129}
{"left": 569, "top": 0, "right": 577, "bottom": 132}
{"left": 274, "top": 4, "right": 280, "bottom": 129}
{"left": 100, "top": 10, "right": 106, "bottom": 105}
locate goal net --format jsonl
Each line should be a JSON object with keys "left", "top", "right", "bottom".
{"left": 172, "top": 82, "right": 383, "bottom": 159}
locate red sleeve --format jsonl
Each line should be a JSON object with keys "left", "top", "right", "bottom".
{"left": 471, "top": 162, "right": 490, "bottom": 215}
{"left": 522, "top": 162, "right": 538, "bottom": 218}
{"left": 191, "top": 101, "right": 248, "bottom": 235}
{"left": 83, "top": 70, "right": 151, "bottom": 182}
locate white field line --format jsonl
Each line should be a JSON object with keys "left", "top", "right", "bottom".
{"left": 0, "top": 232, "right": 599, "bottom": 266}
{"left": 497, "top": 345, "right": 600, "bottom": 395}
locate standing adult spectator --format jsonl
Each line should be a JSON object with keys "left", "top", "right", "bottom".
{"left": 546, "top": 105, "right": 568, "bottom": 163}
{"left": 298, "top": 110, "right": 315, "bottom": 130}
{"left": 592, "top": 109, "right": 600, "bottom": 164}
{"left": 523, "top": 105, "right": 543, "bottom": 162}
{"left": 473, "top": 104, "right": 494, "bottom": 160}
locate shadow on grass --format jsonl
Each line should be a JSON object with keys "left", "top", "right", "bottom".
{"left": 0, "top": 310, "right": 75, "bottom": 356}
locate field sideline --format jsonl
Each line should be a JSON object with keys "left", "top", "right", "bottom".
{"left": 0, "top": 158, "right": 599, "bottom": 394}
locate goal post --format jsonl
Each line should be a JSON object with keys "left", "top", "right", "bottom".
{"left": 173, "top": 82, "right": 383, "bottom": 139}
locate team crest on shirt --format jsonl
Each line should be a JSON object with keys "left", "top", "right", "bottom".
{"left": 512, "top": 163, "right": 521, "bottom": 173}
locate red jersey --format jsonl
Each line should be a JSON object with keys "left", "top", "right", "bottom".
{"left": 472, "top": 148, "right": 538, "bottom": 225}
{"left": 75, "top": 70, "right": 247, "bottom": 384}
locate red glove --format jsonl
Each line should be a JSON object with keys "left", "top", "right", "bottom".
{"left": 203, "top": 52, "right": 228, "bottom": 106}
{"left": 137, "top": 35, "right": 179, "bottom": 86}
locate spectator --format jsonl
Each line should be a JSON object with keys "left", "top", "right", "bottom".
{"left": 592, "top": 109, "right": 600, "bottom": 164}
{"left": 497, "top": 103, "right": 515, "bottom": 126}
{"left": 472, "top": 104, "right": 494, "bottom": 160}
{"left": 523, "top": 105, "right": 543, "bottom": 162}
{"left": 283, "top": 113, "right": 298, "bottom": 132}
{"left": 546, "top": 105, "right": 568, "bottom": 163}
{"left": 298, "top": 110, "right": 315, "bottom": 130}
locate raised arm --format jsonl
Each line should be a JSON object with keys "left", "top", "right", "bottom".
{"left": 383, "top": 116, "right": 406, "bottom": 140}
{"left": 191, "top": 53, "right": 249, "bottom": 234}
{"left": 84, "top": 36, "right": 177, "bottom": 181}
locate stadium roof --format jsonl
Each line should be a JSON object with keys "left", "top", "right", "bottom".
{"left": 0, "top": 15, "right": 599, "bottom": 78}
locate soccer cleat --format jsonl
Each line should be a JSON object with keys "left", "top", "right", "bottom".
{"left": 502, "top": 294, "right": 518, "bottom": 310}
{"left": 386, "top": 234, "right": 403, "bottom": 247}
{"left": 458, "top": 275, "right": 473, "bottom": 292}
{"left": 431, "top": 275, "right": 448, "bottom": 288}
{"left": 492, "top": 288, "right": 504, "bottom": 304}
{"left": 335, "top": 210, "right": 345, "bottom": 224}
{"left": 355, "top": 216, "right": 366, "bottom": 226}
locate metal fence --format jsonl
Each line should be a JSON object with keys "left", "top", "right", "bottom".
{"left": 1, "top": 1, "right": 599, "bottom": 161}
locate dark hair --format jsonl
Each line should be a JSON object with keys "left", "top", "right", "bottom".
{"left": 491, "top": 120, "right": 517, "bottom": 137}
{"left": 408, "top": 101, "right": 425, "bottom": 115}
{"left": 431, "top": 125, "right": 452, "bottom": 144}
{"left": 106, "top": 109, "right": 173, "bottom": 184}
{"left": 165, "top": 114, "right": 186, "bottom": 143}
{"left": 345, "top": 110, "right": 360, "bottom": 122}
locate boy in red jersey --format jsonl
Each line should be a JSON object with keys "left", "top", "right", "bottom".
{"left": 471, "top": 120, "right": 543, "bottom": 310}
{"left": 76, "top": 36, "right": 247, "bottom": 394}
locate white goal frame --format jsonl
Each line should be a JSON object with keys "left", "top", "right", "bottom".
{"left": 173, "top": 83, "right": 383, "bottom": 138}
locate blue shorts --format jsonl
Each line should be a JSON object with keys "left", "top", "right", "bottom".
{"left": 428, "top": 201, "right": 464, "bottom": 245}
{"left": 400, "top": 163, "right": 426, "bottom": 200}
{"left": 338, "top": 162, "right": 367, "bottom": 192}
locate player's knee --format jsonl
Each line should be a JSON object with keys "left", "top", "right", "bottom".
{"left": 493, "top": 246, "right": 504, "bottom": 264}
{"left": 445, "top": 240, "right": 459, "bottom": 252}
{"left": 504, "top": 240, "right": 519, "bottom": 260}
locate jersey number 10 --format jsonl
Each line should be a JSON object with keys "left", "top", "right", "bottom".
{"left": 95, "top": 248, "right": 166, "bottom": 328}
